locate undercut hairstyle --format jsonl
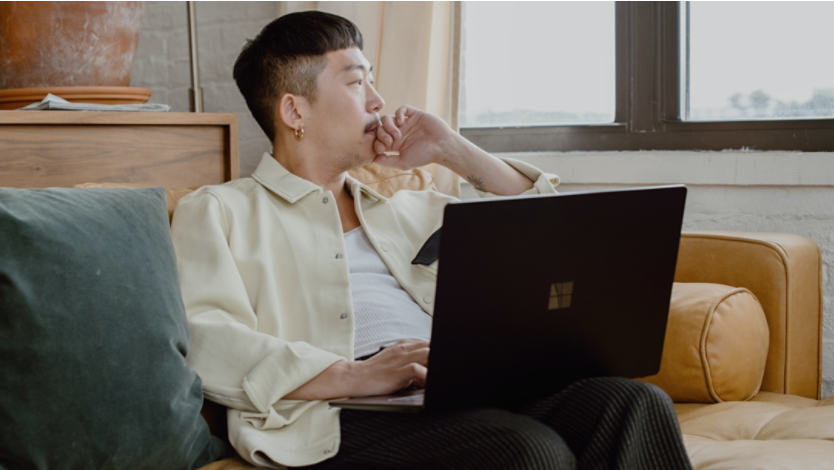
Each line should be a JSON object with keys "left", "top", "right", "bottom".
{"left": 233, "top": 11, "right": 364, "bottom": 141}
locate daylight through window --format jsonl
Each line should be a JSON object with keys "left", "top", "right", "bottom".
{"left": 460, "top": 2, "right": 616, "bottom": 128}
{"left": 685, "top": 2, "right": 834, "bottom": 121}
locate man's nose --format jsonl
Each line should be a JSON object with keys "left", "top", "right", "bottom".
{"left": 368, "top": 85, "right": 385, "bottom": 113}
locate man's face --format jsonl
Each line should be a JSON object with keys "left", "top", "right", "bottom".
{"left": 305, "top": 47, "right": 384, "bottom": 170}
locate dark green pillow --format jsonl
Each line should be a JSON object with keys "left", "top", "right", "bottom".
{"left": 0, "top": 188, "right": 225, "bottom": 470}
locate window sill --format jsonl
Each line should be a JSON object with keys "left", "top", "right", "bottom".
{"left": 500, "top": 150, "right": 834, "bottom": 187}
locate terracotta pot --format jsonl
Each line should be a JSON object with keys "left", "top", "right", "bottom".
{"left": 0, "top": 1, "right": 145, "bottom": 89}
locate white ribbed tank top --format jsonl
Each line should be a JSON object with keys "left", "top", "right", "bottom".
{"left": 344, "top": 226, "right": 432, "bottom": 359}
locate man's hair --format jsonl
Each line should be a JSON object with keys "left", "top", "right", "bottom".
{"left": 233, "top": 11, "right": 364, "bottom": 141}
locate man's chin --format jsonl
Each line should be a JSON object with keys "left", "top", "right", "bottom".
{"left": 342, "top": 150, "right": 378, "bottom": 173}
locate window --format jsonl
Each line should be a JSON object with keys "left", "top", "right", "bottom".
{"left": 460, "top": 2, "right": 834, "bottom": 153}
{"left": 686, "top": 2, "right": 834, "bottom": 121}
{"left": 461, "top": 2, "right": 615, "bottom": 127}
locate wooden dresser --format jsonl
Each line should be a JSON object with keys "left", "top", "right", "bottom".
{"left": 0, "top": 111, "right": 239, "bottom": 188}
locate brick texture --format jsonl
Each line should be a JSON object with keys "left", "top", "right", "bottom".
{"left": 131, "top": 1, "right": 279, "bottom": 175}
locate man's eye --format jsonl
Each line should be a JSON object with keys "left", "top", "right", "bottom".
{"left": 356, "top": 80, "right": 363, "bottom": 85}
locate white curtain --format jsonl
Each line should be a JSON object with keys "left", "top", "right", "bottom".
{"left": 281, "top": 1, "right": 463, "bottom": 196}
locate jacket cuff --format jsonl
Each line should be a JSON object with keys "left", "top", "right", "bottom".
{"left": 499, "top": 157, "right": 560, "bottom": 195}
{"left": 242, "top": 341, "right": 343, "bottom": 413}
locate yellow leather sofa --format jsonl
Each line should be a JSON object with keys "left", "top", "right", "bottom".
{"left": 668, "top": 231, "right": 833, "bottom": 470}
{"left": 116, "top": 168, "right": 833, "bottom": 470}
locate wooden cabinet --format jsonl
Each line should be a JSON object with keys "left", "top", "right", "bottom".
{"left": 0, "top": 111, "right": 239, "bottom": 188}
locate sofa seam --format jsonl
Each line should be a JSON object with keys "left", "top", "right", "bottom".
{"left": 768, "top": 240, "right": 793, "bottom": 396}
{"left": 818, "top": 241, "right": 824, "bottom": 399}
{"left": 683, "top": 233, "right": 793, "bottom": 395}
{"left": 749, "top": 407, "right": 796, "bottom": 441}
{"left": 700, "top": 292, "right": 721, "bottom": 403}
{"left": 740, "top": 289, "right": 769, "bottom": 402}
{"left": 701, "top": 287, "right": 756, "bottom": 403}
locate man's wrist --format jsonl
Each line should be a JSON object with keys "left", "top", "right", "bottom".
{"left": 332, "top": 359, "right": 356, "bottom": 397}
{"left": 433, "top": 131, "right": 470, "bottom": 169}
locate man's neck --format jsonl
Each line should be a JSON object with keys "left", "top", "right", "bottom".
{"left": 272, "top": 142, "right": 349, "bottom": 198}
{"left": 271, "top": 141, "right": 363, "bottom": 232}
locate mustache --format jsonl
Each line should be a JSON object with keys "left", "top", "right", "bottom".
{"left": 364, "top": 117, "right": 382, "bottom": 133}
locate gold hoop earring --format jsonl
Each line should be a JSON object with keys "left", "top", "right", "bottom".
{"left": 294, "top": 126, "right": 305, "bottom": 140}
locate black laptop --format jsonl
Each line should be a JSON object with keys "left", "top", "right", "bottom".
{"left": 329, "top": 185, "right": 687, "bottom": 412}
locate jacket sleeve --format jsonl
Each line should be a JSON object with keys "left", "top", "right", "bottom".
{"left": 461, "top": 157, "right": 560, "bottom": 199}
{"left": 171, "top": 189, "right": 343, "bottom": 415}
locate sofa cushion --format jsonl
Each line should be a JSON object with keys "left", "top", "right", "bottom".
{"left": 0, "top": 187, "right": 225, "bottom": 470}
{"left": 73, "top": 182, "right": 196, "bottom": 222}
{"left": 675, "top": 231, "right": 822, "bottom": 399}
{"left": 639, "top": 282, "right": 769, "bottom": 403}
{"left": 676, "top": 392, "right": 834, "bottom": 469}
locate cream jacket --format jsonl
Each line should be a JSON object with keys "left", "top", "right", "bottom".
{"left": 171, "top": 153, "right": 559, "bottom": 468}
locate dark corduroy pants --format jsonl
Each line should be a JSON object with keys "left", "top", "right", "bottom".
{"left": 306, "top": 377, "right": 692, "bottom": 470}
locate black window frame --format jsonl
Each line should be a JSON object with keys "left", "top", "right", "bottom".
{"left": 460, "top": 1, "right": 834, "bottom": 153}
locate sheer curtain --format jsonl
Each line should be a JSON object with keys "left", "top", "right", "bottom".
{"left": 282, "top": 1, "right": 463, "bottom": 197}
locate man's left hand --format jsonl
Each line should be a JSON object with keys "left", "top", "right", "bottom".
{"left": 372, "top": 105, "right": 457, "bottom": 170}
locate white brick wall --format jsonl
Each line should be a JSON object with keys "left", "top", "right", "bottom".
{"left": 131, "top": 1, "right": 279, "bottom": 176}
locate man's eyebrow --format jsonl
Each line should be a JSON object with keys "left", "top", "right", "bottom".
{"left": 342, "top": 63, "right": 374, "bottom": 74}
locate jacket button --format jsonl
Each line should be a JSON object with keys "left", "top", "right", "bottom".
{"left": 380, "top": 242, "right": 388, "bottom": 252}
{"left": 423, "top": 295, "right": 433, "bottom": 304}
{"left": 322, "top": 197, "right": 329, "bottom": 204}
{"left": 340, "top": 313, "right": 347, "bottom": 320}
{"left": 335, "top": 253, "right": 342, "bottom": 259}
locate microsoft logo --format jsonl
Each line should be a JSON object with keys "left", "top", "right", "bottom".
{"left": 548, "top": 282, "right": 573, "bottom": 310}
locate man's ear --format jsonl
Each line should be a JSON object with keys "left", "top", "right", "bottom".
{"left": 276, "top": 93, "right": 306, "bottom": 132}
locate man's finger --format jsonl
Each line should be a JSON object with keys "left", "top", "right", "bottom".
{"left": 402, "top": 105, "right": 419, "bottom": 119}
{"left": 375, "top": 126, "right": 393, "bottom": 148}
{"left": 390, "top": 339, "right": 430, "bottom": 351}
{"left": 401, "top": 363, "right": 428, "bottom": 382}
{"left": 380, "top": 115, "right": 402, "bottom": 141}
{"left": 403, "top": 347, "right": 430, "bottom": 366}
{"left": 395, "top": 106, "right": 408, "bottom": 126}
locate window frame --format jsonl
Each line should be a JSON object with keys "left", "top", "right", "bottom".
{"left": 459, "top": 2, "right": 834, "bottom": 153}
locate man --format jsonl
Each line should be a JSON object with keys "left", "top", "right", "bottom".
{"left": 171, "top": 10, "right": 692, "bottom": 470}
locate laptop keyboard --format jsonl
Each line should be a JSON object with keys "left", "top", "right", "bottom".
{"left": 388, "top": 394, "right": 424, "bottom": 403}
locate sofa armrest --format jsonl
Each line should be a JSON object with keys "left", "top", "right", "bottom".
{"left": 675, "top": 231, "right": 823, "bottom": 399}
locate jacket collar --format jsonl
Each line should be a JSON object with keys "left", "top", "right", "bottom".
{"left": 251, "top": 152, "right": 387, "bottom": 204}
{"left": 345, "top": 174, "right": 387, "bottom": 203}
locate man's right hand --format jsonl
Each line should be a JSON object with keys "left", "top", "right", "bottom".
{"left": 348, "top": 340, "right": 429, "bottom": 396}
{"left": 283, "top": 339, "right": 429, "bottom": 401}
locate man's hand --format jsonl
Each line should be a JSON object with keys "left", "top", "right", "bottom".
{"left": 349, "top": 339, "right": 429, "bottom": 396}
{"left": 283, "top": 339, "right": 429, "bottom": 400}
{"left": 372, "top": 105, "right": 535, "bottom": 195}
{"left": 372, "top": 105, "right": 456, "bottom": 170}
